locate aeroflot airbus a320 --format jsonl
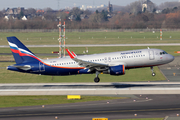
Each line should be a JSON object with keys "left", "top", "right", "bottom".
{"left": 7, "top": 36, "right": 174, "bottom": 83}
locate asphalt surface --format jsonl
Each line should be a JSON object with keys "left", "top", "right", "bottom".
{"left": 1, "top": 82, "right": 180, "bottom": 95}
{"left": 158, "top": 56, "right": 180, "bottom": 82}
{"left": 0, "top": 95, "right": 180, "bottom": 120}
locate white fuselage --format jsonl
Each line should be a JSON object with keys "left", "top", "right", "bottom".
{"left": 43, "top": 48, "right": 174, "bottom": 69}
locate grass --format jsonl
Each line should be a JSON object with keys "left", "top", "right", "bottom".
{"left": 0, "top": 31, "right": 180, "bottom": 45}
{"left": 0, "top": 95, "right": 126, "bottom": 108}
{"left": 0, "top": 46, "right": 180, "bottom": 57}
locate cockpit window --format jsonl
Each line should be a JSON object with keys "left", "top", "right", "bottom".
{"left": 160, "top": 51, "right": 168, "bottom": 55}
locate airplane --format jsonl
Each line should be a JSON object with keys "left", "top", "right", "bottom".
{"left": 7, "top": 36, "right": 174, "bottom": 83}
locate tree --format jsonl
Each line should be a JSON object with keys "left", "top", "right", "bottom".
{"left": 159, "top": 2, "right": 180, "bottom": 10}
{"left": 56, "top": 11, "right": 69, "bottom": 21}
{"left": 101, "top": 10, "right": 108, "bottom": 21}
{"left": 75, "top": 15, "right": 81, "bottom": 21}
{"left": 44, "top": 12, "right": 57, "bottom": 21}
{"left": 0, "top": 11, "right": 3, "bottom": 18}
{"left": 84, "top": 10, "right": 92, "bottom": 15}
{"left": 69, "top": 7, "right": 83, "bottom": 21}
{"left": 96, "top": 10, "right": 99, "bottom": 14}
{"left": 89, "top": 13, "right": 104, "bottom": 23}
{"left": 18, "top": 11, "right": 24, "bottom": 19}
{"left": 44, "top": 7, "right": 53, "bottom": 12}
{"left": 27, "top": 8, "right": 36, "bottom": 14}
{"left": 143, "top": 7, "right": 146, "bottom": 13}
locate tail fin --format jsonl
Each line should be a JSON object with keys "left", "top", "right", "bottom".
{"left": 7, "top": 36, "right": 40, "bottom": 64}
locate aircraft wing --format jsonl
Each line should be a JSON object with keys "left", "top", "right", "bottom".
{"left": 66, "top": 49, "right": 108, "bottom": 71}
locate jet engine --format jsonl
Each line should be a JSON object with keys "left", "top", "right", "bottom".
{"left": 109, "top": 65, "right": 125, "bottom": 75}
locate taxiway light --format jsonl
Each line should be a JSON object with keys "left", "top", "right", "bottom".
{"left": 42, "top": 105, "right": 45, "bottom": 108}
{"left": 134, "top": 114, "right": 137, "bottom": 116}
{"left": 55, "top": 116, "right": 58, "bottom": 119}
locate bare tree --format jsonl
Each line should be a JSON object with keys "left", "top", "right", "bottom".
{"left": 56, "top": 11, "right": 69, "bottom": 21}
{"left": 27, "top": 8, "right": 36, "bottom": 14}
{"left": 159, "top": 2, "right": 180, "bottom": 10}
{"left": 122, "top": 0, "right": 142, "bottom": 14}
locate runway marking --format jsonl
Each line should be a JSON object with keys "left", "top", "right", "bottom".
{"left": 1, "top": 107, "right": 180, "bottom": 118}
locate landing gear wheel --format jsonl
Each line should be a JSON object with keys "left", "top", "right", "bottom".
{"left": 94, "top": 77, "right": 100, "bottom": 83}
{"left": 152, "top": 72, "right": 156, "bottom": 76}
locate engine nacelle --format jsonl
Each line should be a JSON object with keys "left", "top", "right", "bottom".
{"left": 78, "top": 69, "right": 91, "bottom": 74}
{"left": 109, "top": 65, "right": 125, "bottom": 75}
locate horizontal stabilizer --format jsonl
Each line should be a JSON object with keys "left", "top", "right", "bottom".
{"left": 13, "top": 65, "right": 31, "bottom": 71}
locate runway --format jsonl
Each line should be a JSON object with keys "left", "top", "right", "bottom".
{"left": 0, "top": 95, "right": 180, "bottom": 120}
{"left": 1, "top": 82, "right": 180, "bottom": 95}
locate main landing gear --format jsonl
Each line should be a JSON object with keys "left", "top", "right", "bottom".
{"left": 151, "top": 66, "right": 156, "bottom": 76}
{"left": 94, "top": 71, "right": 100, "bottom": 83}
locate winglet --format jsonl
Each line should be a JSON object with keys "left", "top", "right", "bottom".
{"left": 71, "top": 51, "right": 77, "bottom": 57}
{"left": 66, "top": 49, "right": 75, "bottom": 59}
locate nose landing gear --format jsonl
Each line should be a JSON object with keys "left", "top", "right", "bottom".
{"left": 151, "top": 66, "right": 156, "bottom": 76}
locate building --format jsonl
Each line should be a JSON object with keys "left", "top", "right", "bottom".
{"left": 142, "top": 0, "right": 155, "bottom": 13}
{"left": 80, "top": 5, "right": 86, "bottom": 10}
{"left": 107, "top": 1, "right": 113, "bottom": 13}
{"left": 5, "top": 7, "right": 24, "bottom": 15}
{"left": 22, "top": 15, "right": 27, "bottom": 20}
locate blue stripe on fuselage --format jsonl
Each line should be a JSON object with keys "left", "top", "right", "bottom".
{"left": 43, "top": 64, "right": 83, "bottom": 75}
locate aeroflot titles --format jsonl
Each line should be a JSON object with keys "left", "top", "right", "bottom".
{"left": 120, "top": 51, "right": 142, "bottom": 55}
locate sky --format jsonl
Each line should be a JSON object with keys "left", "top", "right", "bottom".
{"left": 0, "top": 0, "right": 178, "bottom": 10}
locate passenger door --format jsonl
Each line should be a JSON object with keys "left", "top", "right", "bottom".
{"left": 149, "top": 50, "right": 155, "bottom": 60}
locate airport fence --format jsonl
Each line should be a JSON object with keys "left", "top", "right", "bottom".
{"left": 0, "top": 29, "right": 180, "bottom": 33}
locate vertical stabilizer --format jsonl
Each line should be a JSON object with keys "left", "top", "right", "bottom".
{"left": 7, "top": 36, "right": 40, "bottom": 64}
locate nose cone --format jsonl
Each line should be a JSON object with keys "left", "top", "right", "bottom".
{"left": 168, "top": 55, "right": 174, "bottom": 63}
